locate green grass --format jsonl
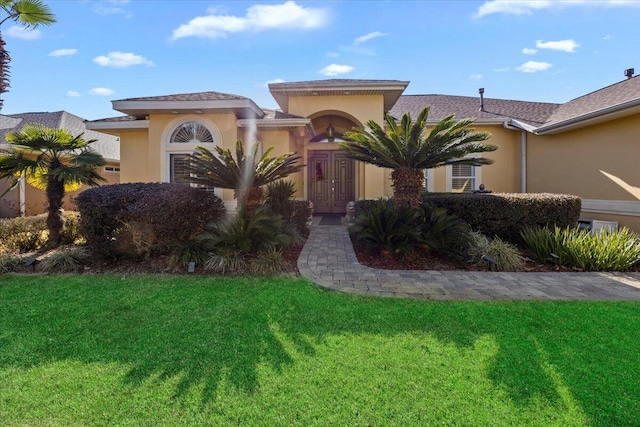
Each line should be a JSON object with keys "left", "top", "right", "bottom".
{"left": 1, "top": 275, "right": 639, "bottom": 426}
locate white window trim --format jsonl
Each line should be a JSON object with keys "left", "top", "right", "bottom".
{"left": 446, "top": 155, "right": 482, "bottom": 193}
{"left": 103, "top": 166, "right": 120, "bottom": 173}
{"left": 161, "top": 115, "right": 223, "bottom": 198}
{"left": 425, "top": 168, "right": 435, "bottom": 192}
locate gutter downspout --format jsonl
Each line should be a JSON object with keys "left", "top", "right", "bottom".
{"left": 503, "top": 121, "right": 527, "bottom": 193}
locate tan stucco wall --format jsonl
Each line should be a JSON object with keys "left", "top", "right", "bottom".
{"left": 119, "top": 129, "right": 150, "bottom": 183}
{"left": 527, "top": 115, "right": 639, "bottom": 201}
{"left": 0, "top": 178, "right": 16, "bottom": 218}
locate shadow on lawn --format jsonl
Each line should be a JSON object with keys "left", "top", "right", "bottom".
{"left": 1, "top": 275, "right": 639, "bottom": 424}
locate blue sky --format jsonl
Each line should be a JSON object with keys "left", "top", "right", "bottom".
{"left": 3, "top": 0, "right": 640, "bottom": 120}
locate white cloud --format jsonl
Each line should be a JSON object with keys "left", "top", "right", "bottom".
{"left": 522, "top": 48, "right": 537, "bottom": 55}
{"left": 49, "top": 49, "right": 78, "bottom": 57}
{"left": 319, "top": 64, "right": 354, "bottom": 76}
{"left": 6, "top": 25, "right": 41, "bottom": 40}
{"left": 494, "top": 67, "right": 510, "bottom": 72}
{"left": 536, "top": 39, "right": 579, "bottom": 53}
{"left": 172, "top": 1, "right": 328, "bottom": 40}
{"left": 469, "top": 74, "right": 483, "bottom": 80}
{"left": 475, "top": 0, "right": 639, "bottom": 18}
{"left": 93, "top": 52, "right": 154, "bottom": 68}
{"left": 94, "top": 0, "right": 133, "bottom": 17}
{"left": 604, "top": 34, "right": 614, "bottom": 40}
{"left": 89, "top": 88, "right": 114, "bottom": 96}
{"left": 516, "top": 61, "right": 552, "bottom": 73}
{"left": 66, "top": 90, "right": 81, "bottom": 97}
{"left": 354, "top": 31, "right": 387, "bottom": 45}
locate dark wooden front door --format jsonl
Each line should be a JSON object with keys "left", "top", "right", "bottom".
{"left": 308, "top": 150, "right": 355, "bottom": 214}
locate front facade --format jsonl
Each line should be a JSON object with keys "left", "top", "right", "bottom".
{"left": 86, "top": 76, "right": 640, "bottom": 231}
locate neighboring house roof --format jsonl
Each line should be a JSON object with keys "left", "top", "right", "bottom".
{"left": 390, "top": 94, "right": 561, "bottom": 126}
{"left": 0, "top": 111, "right": 120, "bottom": 162}
{"left": 536, "top": 75, "right": 640, "bottom": 134}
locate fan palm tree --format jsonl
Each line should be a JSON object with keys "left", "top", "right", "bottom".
{"left": 0, "top": 0, "right": 56, "bottom": 111}
{"left": 340, "top": 106, "right": 497, "bottom": 208}
{"left": 184, "top": 139, "right": 304, "bottom": 213}
{"left": 0, "top": 124, "right": 106, "bottom": 247}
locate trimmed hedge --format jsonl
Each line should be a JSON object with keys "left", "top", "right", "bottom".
{"left": 76, "top": 183, "right": 226, "bottom": 256}
{"left": 289, "top": 200, "right": 313, "bottom": 238}
{"left": 422, "top": 193, "right": 581, "bottom": 243}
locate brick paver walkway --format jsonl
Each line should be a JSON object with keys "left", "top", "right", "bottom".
{"left": 297, "top": 223, "right": 640, "bottom": 300}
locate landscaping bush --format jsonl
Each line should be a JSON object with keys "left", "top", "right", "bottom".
{"left": 419, "top": 205, "right": 472, "bottom": 258}
{"left": 38, "top": 246, "right": 90, "bottom": 273}
{"left": 521, "top": 226, "right": 640, "bottom": 271}
{"left": 265, "top": 180, "right": 312, "bottom": 238}
{"left": 468, "top": 231, "right": 525, "bottom": 271}
{"left": 0, "top": 211, "right": 81, "bottom": 254}
{"left": 0, "top": 253, "right": 23, "bottom": 273}
{"left": 422, "top": 192, "right": 581, "bottom": 243}
{"left": 76, "top": 183, "right": 226, "bottom": 257}
{"left": 350, "top": 199, "right": 422, "bottom": 259}
{"left": 289, "top": 200, "right": 312, "bottom": 238}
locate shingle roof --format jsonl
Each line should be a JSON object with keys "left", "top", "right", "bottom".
{"left": 390, "top": 94, "right": 561, "bottom": 126}
{"left": 542, "top": 75, "right": 640, "bottom": 126}
{"left": 88, "top": 115, "right": 139, "bottom": 123}
{"left": 261, "top": 109, "right": 306, "bottom": 120}
{"left": 116, "top": 91, "right": 247, "bottom": 102}
{"left": 272, "top": 79, "right": 409, "bottom": 86}
{"left": 0, "top": 111, "right": 120, "bottom": 161}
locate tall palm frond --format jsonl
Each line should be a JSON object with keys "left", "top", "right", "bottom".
{"left": 184, "top": 139, "right": 304, "bottom": 208}
{"left": 0, "top": 124, "right": 106, "bottom": 246}
{"left": 0, "top": 0, "right": 55, "bottom": 110}
{"left": 340, "top": 106, "right": 497, "bottom": 207}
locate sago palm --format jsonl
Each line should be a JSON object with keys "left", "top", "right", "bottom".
{"left": 0, "top": 0, "right": 56, "bottom": 110}
{"left": 184, "top": 139, "right": 304, "bottom": 212}
{"left": 340, "top": 106, "right": 496, "bottom": 208}
{"left": 0, "top": 124, "right": 106, "bottom": 246}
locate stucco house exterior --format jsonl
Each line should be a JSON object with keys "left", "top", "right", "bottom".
{"left": 0, "top": 111, "right": 120, "bottom": 218}
{"left": 85, "top": 76, "right": 640, "bottom": 231}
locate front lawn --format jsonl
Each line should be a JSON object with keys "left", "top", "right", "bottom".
{"left": 1, "top": 275, "right": 639, "bottom": 426}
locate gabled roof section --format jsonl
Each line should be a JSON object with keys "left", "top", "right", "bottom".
{"left": 112, "top": 90, "right": 264, "bottom": 119}
{"left": 389, "top": 94, "right": 560, "bottom": 126}
{"left": 269, "top": 79, "right": 410, "bottom": 113}
{"left": 237, "top": 109, "right": 311, "bottom": 132}
{"left": 0, "top": 111, "right": 120, "bottom": 161}
{"left": 535, "top": 75, "right": 640, "bottom": 134}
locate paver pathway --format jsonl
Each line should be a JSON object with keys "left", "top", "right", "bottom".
{"left": 297, "top": 223, "right": 640, "bottom": 300}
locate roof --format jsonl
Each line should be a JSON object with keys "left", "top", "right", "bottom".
{"left": 115, "top": 91, "right": 247, "bottom": 102}
{"left": 0, "top": 111, "right": 120, "bottom": 161}
{"left": 536, "top": 75, "right": 640, "bottom": 133}
{"left": 390, "top": 94, "right": 561, "bottom": 126}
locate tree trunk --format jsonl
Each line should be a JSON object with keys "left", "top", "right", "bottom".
{"left": 46, "top": 166, "right": 66, "bottom": 247}
{"left": 391, "top": 168, "right": 425, "bottom": 209}
{"left": 234, "top": 186, "right": 263, "bottom": 216}
{"left": 0, "top": 31, "right": 11, "bottom": 112}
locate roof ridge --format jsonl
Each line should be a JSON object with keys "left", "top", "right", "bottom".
{"left": 563, "top": 76, "right": 640, "bottom": 104}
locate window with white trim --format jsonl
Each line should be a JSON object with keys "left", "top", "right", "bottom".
{"left": 165, "top": 121, "right": 218, "bottom": 192}
{"left": 424, "top": 168, "right": 434, "bottom": 193}
{"left": 447, "top": 156, "right": 482, "bottom": 193}
{"left": 104, "top": 166, "right": 120, "bottom": 173}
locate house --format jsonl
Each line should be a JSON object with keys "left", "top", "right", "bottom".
{"left": 0, "top": 111, "right": 120, "bottom": 218}
{"left": 85, "top": 75, "right": 640, "bottom": 231}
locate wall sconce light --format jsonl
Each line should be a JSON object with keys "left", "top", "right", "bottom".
{"left": 326, "top": 123, "right": 335, "bottom": 143}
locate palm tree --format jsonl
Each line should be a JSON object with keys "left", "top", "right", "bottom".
{"left": 0, "top": 0, "right": 56, "bottom": 111}
{"left": 0, "top": 124, "right": 106, "bottom": 246}
{"left": 184, "top": 139, "right": 304, "bottom": 213}
{"left": 340, "top": 106, "right": 497, "bottom": 208}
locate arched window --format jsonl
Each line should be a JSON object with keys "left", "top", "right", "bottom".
{"left": 164, "top": 120, "right": 218, "bottom": 194}
{"left": 170, "top": 122, "right": 214, "bottom": 144}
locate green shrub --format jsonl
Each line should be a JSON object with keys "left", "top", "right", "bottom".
{"left": 76, "top": 183, "right": 226, "bottom": 257}
{"left": 38, "top": 246, "right": 90, "bottom": 273}
{"left": 521, "top": 226, "right": 640, "bottom": 271}
{"left": 250, "top": 249, "right": 286, "bottom": 276}
{"left": 60, "top": 211, "right": 83, "bottom": 245}
{"left": 468, "top": 231, "right": 525, "bottom": 271}
{"left": 199, "top": 207, "right": 300, "bottom": 270}
{"left": 349, "top": 199, "right": 422, "bottom": 259}
{"left": 169, "top": 240, "right": 210, "bottom": 269}
{"left": 422, "top": 193, "right": 581, "bottom": 243}
{"left": 0, "top": 253, "right": 23, "bottom": 273}
{"left": 289, "top": 200, "right": 312, "bottom": 238}
{"left": 419, "top": 205, "right": 472, "bottom": 258}
{"left": 0, "top": 215, "right": 47, "bottom": 253}
{"left": 264, "top": 180, "right": 311, "bottom": 238}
